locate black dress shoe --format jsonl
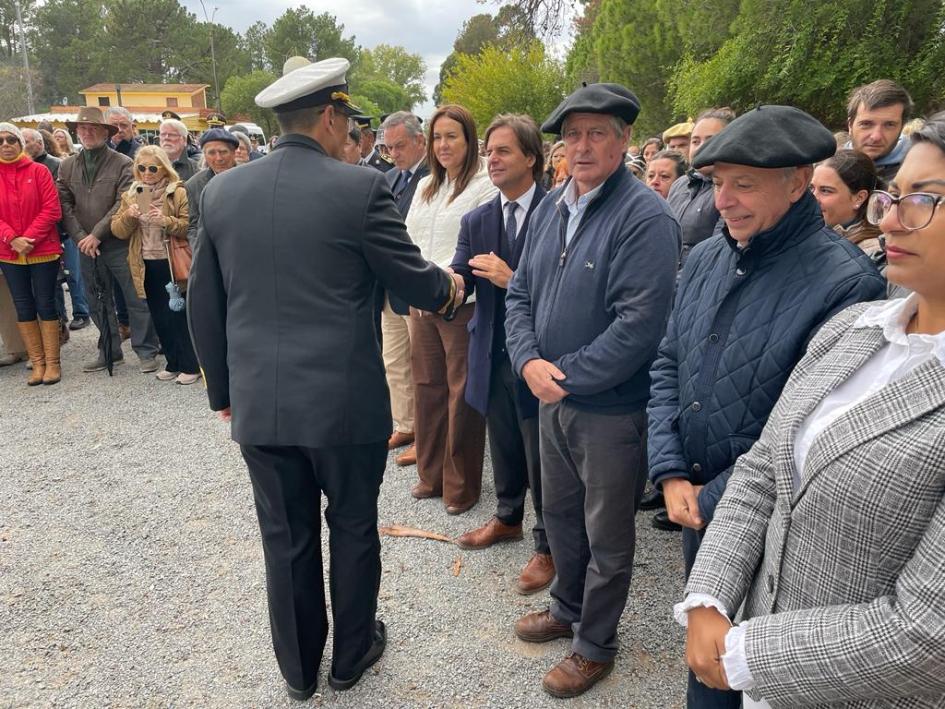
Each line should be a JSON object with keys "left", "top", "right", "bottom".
{"left": 69, "top": 316, "right": 90, "bottom": 331}
{"left": 328, "top": 620, "right": 386, "bottom": 691}
{"left": 651, "top": 509, "right": 682, "bottom": 532}
{"left": 286, "top": 678, "right": 317, "bottom": 701}
{"left": 639, "top": 486, "right": 665, "bottom": 511}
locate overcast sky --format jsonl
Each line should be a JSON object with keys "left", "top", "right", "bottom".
{"left": 178, "top": 0, "right": 506, "bottom": 117}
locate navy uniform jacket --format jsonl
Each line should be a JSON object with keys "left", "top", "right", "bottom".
{"left": 450, "top": 186, "right": 545, "bottom": 417}
{"left": 187, "top": 134, "right": 453, "bottom": 447}
{"left": 363, "top": 147, "right": 393, "bottom": 173}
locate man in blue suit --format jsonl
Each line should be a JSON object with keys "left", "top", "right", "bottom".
{"left": 378, "top": 112, "right": 430, "bottom": 467}
{"left": 450, "top": 114, "right": 553, "bottom": 595}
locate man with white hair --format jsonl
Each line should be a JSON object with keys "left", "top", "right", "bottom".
{"left": 158, "top": 118, "right": 198, "bottom": 181}
{"left": 105, "top": 107, "right": 141, "bottom": 159}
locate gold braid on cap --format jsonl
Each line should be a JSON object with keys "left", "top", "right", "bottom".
{"left": 331, "top": 91, "right": 351, "bottom": 103}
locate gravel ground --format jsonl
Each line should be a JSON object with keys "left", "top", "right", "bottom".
{"left": 1, "top": 320, "right": 687, "bottom": 708}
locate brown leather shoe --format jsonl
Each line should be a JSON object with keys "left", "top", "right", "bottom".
{"left": 388, "top": 431, "right": 415, "bottom": 450}
{"left": 515, "top": 552, "right": 555, "bottom": 595}
{"left": 542, "top": 653, "right": 614, "bottom": 698}
{"left": 410, "top": 481, "right": 440, "bottom": 499}
{"left": 445, "top": 499, "right": 476, "bottom": 515}
{"left": 118, "top": 323, "right": 131, "bottom": 341}
{"left": 395, "top": 444, "right": 417, "bottom": 466}
{"left": 456, "top": 517, "right": 523, "bottom": 550}
{"left": 514, "top": 609, "right": 573, "bottom": 643}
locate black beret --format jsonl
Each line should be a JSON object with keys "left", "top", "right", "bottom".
{"left": 541, "top": 83, "right": 641, "bottom": 135}
{"left": 199, "top": 127, "right": 239, "bottom": 149}
{"left": 692, "top": 105, "right": 836, "bottom": 169}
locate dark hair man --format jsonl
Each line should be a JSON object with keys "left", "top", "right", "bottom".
{"left": 506, "top": 84, "right": 680, "bottom": 698}
{"left": 449, "top": 114, "right": 553, "bottom": 595}
{"left": 846, "top": 79, "right": 914, "bottom": 182}
{"left": 648, "top": 106, "right": 886, "bottom": 709}
{"left": 187, "top": 57, "right": 463, "bottom": 702}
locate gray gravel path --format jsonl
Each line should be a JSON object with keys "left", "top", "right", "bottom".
{"left": 1, "top": 323, "right": 687, "bottom": 708}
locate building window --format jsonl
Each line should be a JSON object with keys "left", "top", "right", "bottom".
{"left": 166, "top": 98, "right": 178, "bottom": 107}
{"left": 98, "top": 97, "right": 110, "bottom": 106}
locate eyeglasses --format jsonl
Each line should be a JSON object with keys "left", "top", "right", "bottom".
{"left": 136, "top": 164, "right": 160, "bottom": 174}
{"left": 0, "top": 136, "right": 20, "bottom": 146}
{"left": 867, "top": 190, "right": 945, "bottom": 231}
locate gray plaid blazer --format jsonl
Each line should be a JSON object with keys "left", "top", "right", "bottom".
{"left": 687, "top": 301, "right": 945, "bottom": 708}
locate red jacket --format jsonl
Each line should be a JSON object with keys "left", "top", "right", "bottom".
{"left": 0, "top": 155, "right": 62, "bottom": 262}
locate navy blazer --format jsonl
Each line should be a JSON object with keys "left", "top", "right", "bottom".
{"left": 385, "top": 162, "right": 430, "bottom": 315}
{"left": 451, "top": 185, "right": 546, "bottom": 417}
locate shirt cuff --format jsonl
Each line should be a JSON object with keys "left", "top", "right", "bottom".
{"left": 673, "top": 593, "right": 731, "bottom": 627}
{"left": 722, "top": 623, "right": 756, "bottom": 691}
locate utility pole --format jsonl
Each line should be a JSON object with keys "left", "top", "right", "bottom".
{"left": 199, "top": 0, "right": 221, "bottom": 111}
{"left": 13, "top": 0, "right": 34, "bottom": 115}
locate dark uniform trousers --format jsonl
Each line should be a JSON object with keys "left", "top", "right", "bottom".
{"left": 488, "top": 354, "right": 548, "bottom": 553}
{"left": 240, "top": 441, "right": 387, "bottom": 691}
{"left": 540, "top": 401, "right": 647, "bottom": 663}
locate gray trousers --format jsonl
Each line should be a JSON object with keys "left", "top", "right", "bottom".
{"left": 79, "top": 245, "right": 159, "bottom": 360}
{"left": 540, "top": 401, "right": 647, "bottom": 663}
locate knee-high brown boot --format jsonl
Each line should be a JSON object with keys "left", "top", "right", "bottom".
{"left": 16, "top": 320, "right": 44, "bottom": 385}
{"left": 39, "top": 319, "right": 61, "bottom": 385}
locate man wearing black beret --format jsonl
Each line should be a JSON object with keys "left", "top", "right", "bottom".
{"left": 506, "top": 83, "right": 681, "bottom": 697}
{"left": 646, "top": 105, "right": 886, "bottom": 709}
{"left": 185, "top": 128, "right": 240, "bottom": 247}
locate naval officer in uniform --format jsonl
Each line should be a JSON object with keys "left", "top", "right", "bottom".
{"left": 187, "top": 57, "right": 464, "bottom": 701}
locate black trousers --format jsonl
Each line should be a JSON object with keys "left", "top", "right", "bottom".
{"left": 240, "top": 442, "right": 387, "bottom": 691}
{"left": 0, "top": 259, "right": 60, "bottom": 321}
{"left": 540, "top": 401, "right": 647, "bottom": 663}
{"left": 684, "top": 527, "right": 742, "bottom": 709}
{"left": 487, "top": 355, "right": 547, "bottom": 553}
{"left": 143, "top": 259, "right": 199, "bottom": 374}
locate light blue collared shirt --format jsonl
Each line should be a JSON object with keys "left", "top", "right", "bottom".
{"left": 558, "top": 179, "right": 605, "bottom": 246}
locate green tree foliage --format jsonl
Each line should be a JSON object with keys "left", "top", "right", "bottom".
{"left": 264, "top": 6, "right": 359, "bottom": 73}
{"left": 220, "top": 69, "right": 277, "bottom": 136}
{"left": 441, "top": 41, "right": 567, "bottom": 132}
{"left": 434, "top": 5, "right": 535, "bottom": 105}
{"left": 355, "top": 44, "right": 427, "bottom": 108}
{"left": 30, "top": 0, "right": 109, "bottom": 104}
{"left": 0, "top": 60, "right": 41, "bottom": 115}
{"left": 671, "top": 0, "right": 945, "bottom": 127}
{"left": 0, "top": 0, "right": 35, "bottom": 60}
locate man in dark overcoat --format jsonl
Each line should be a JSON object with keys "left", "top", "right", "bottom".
{"left": 187, "top": 57, "right": 462, "bottom": 701}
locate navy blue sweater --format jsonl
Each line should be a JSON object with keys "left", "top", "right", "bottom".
{"left": 646, "top": 191, "right": 886, "bottom": 521}
{"left": 506, "top": 166, "right": 680, "bottom": 412}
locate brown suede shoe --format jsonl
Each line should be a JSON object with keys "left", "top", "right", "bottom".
{"left": 410, "top": 481, "right": 441, "bottom": 499}
{"left": 514, "top": 609, "right": 573, "bottom": 643}
{"left": 542, "top": 653, "right": 614, "bottom": 698}
{"left": 396, "top": 444, "right": 417, "bottom": 467}
{"left": 456, "top": 516, "right": 523, "bottom": 550}
{"left": 515, "top": 552, "right": 555, "bottom": 595}
{"left": 388, "top": 431, "right": 415, "bottom": 450}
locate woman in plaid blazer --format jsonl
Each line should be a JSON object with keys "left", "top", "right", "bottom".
{"left": 679, "top": 115, "right": 945, "bottom": 707}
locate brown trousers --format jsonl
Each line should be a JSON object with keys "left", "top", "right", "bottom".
{"left": 407, "top": 304, "right": 485, "bottom": 508}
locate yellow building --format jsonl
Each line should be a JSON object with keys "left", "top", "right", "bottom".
{"left": 79, "top": 83, "right": 209, "bottom": 111}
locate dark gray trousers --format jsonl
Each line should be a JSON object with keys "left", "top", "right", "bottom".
{"left": 79, "top": 244, "right": 159, "bottom": 360}
{"left": 488, "top": 355, "right": 547, "bottom": 553}
{"left": 540, "top": 401, "right": 647, "bottom": 663}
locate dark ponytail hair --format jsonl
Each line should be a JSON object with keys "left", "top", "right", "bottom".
{"left": 822, "top": 149, "right": 878, "bottom": 221}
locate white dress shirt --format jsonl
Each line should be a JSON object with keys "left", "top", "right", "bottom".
{"left": 675, "top": 294, "right": 945, "bottom": 704}
{"left": 499, "top": 182, "right": 537, "bottom": 242}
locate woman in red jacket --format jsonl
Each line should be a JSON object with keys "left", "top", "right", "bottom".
{"left": 0, "top": 122, "right": 63, "bottom": 385}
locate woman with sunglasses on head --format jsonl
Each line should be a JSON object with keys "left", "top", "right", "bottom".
{"left": 111, "top": 146, "right": 200, "bottom": 385}
{"left": 682, "top": 113, "right": 945, "bottom": 708}
{"left": 811, "top": 149, "right": 883, "bottom": 256}
{"left": 0, "top": 122, "right": 63, "bottom": 385}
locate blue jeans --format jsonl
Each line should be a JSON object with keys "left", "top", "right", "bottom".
{"left": 61, "top": 238, "right": 90, "bottom": 318}
{"left": 0, "top": 259, "right": 60, "bottom": 321}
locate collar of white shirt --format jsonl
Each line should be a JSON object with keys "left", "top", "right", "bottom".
{"left": 854, "top": 293, "right": 945, "bottom": 365}
{"left": 500, "top": 182, "right": 537, "bottom": 216}
{"left": 557, "top": 177, "right": 604, "bottom": 213}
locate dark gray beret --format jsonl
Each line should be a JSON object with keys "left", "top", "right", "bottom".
{"left": 541, "top": 83, "right": 641, "bottom": 135}
{"left": 199, "top": 128, "right": 239, "bottom": 149}
{"left": 692, "top": 105, "right": 836, "bottom": 169}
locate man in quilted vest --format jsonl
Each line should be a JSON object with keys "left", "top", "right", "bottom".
{"left": 646, "top": 106, "right": 886, "bottom": 709}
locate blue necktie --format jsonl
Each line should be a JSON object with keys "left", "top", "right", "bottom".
{"left": 505, "top": 201, "right": 519, "bottom": 254}
{"left": 395, "top": 170, "right": 411, "bottom": 199}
